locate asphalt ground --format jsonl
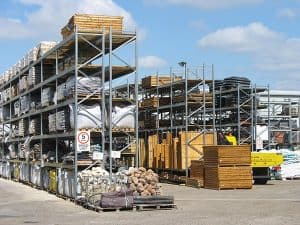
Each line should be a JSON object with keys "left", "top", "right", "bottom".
{"left": 0, "top": 178, "right": 299, "bottom": 225}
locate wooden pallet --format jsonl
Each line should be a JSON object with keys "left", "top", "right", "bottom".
{"left": 134, "top": 203, "right": 176, "bottom": 211}
{"left": 285, "top": 177, "right": 300, "bottom": 180}
{"left": 86, "top": 203, "right": 133, "bottom": 212}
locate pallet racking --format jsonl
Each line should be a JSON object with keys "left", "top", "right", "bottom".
{"left": 0, "top": 26, "right": 138, "bottom": 199}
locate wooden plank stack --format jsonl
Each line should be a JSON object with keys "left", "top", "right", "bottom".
{"left": 178, "top": 131, "right": 215, "bottom": 169}
{"left": 189, "top": 160, "right": 204, "bottom": 187}
{"left": 147, "top": 131, "right": 215, "bottom": 170}
{"left": 61, "top": 14, "right": 123, "bottom": 39}
{"left": 203, "top": 145, "right": 252, "bottom": 190}
{"left": 141, "top": 76, "right": 182, "bottom": 89}
{"left": 173, "top": 93, "right": 213, "bottom": 104}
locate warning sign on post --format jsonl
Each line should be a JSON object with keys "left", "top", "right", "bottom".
{"left": 77, "top": 130, "right": 90, "bottom": 152}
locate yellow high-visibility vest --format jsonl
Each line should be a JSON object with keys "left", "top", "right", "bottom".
{"left": 225, "top": 134, "right": 237, "bottom": 145}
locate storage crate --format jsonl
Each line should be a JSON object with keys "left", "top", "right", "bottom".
{"left": 61, "top": 14, "right": 123, "bottom": 39}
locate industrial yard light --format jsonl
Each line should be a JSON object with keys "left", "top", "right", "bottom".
{"left": 178, "top": 61, "right": 189, "bottom": 180}
{"left": 178, "top": 61, "right": 187, "bottom": 68}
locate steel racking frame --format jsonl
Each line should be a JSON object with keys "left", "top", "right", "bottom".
{"left": 0, "top": 27, "right": 138, "bottom": 200}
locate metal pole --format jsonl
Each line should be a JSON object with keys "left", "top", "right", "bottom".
{"left": 251, "top": 85, "right": 254, "bottom": 151}
{"left": 101, "top": 29, "right": 106, "bottom": 169}
{"left": 109, "top": 27, "right": 113, "bottom": 180}
{"left": 134, "top": 31, "right": 139, "bottom": 168}
{"left": 212, "top": 65, "right": 216, "bottom": 145}
{"left": 170, "top": 67, "right": 173, "bottom": 169}
{"left": 184, "top": 63, "right": 188, "bottom": 179}
{"left": 55, "top": 51, "right": 58, "bottom": 163}
{"left": 202, "top": 64, "right": 206, "bottom": 145}
{"left": 254, "top": 84, "right": 258, "bottom": 150}
{"left": 289, "top": 100, "right": 292, "bottom": 146}
{"left": 237, "top": 84, "right": 241, "bottom": 144}
{"left": 267, "top": 85, "right": 271, "bottom": 150}
{"left": 74, "top": 28, "right": 79, "bottom": 199}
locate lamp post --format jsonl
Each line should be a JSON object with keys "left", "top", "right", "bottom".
{"left": 178, "top": 61, "right": 189, "bottom": 180}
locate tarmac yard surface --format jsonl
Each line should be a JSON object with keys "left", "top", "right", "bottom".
{"left": 0, "top": 178, "right": 299, "bottom": 225}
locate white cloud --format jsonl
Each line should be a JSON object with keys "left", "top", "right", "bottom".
{"left": 146, "top": 0, "right": 263, "bottom": 10}
{"left": 197, "top": 23, "right": 300, "bottom": 89}
{"left": 0, "top": 0, "right": 138, "bottom": 40}
{"left": 139, "top": 56, "right": 168, "bottom": 69}
{"left": 278, "top": 8, "right": 297, "bottom": 19}
{"left": 198, "top": 23, "right": 281, "bottom": 53}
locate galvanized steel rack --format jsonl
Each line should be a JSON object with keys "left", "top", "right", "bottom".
{"left": 0, "top": 28, "right": 139, "bottom": 199}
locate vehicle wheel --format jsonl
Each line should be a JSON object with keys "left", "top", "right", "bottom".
{"left": 254, "top": 179, "right": 268, "bottom": 185}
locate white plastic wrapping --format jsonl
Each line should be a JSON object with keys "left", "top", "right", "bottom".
{"left": 69, "top": 104, "right": 102, "bottom": 129}
{"left": 112, "top": 105, "right": 135, "bottom": 129}
{"left": 20, "top": 95, "right": 30, "bottom": 114}
{"left": 48, "top": 113, "right": 56, "bottom": 132}
{"left": 42, "top": 87, "right": 54, "bottom": 107}
{"left": 30, "top": 164, "right": 41, "bottom": 187}
{"left": 57, "top": 82, "right": 67, "bottom": 101}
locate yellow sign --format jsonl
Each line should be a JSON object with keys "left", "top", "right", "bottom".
{"left": 251, "top": 152, "right": 284, "bottom": 167}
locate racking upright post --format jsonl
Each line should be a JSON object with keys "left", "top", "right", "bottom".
{"left": 101, "top": 28, "right": 106, "bottom": 169}
{"left": 134, "top": 30, "right": 139, "bottom": 168}
{"left": 184, "top": 63, "right": 188, "bottom": 179}
{"left": 212, "top": 64, "right": 216, "bottom": 145}
{"left": 267, "top": 85, "right": 271, "bottom": 149}
{"left": 74, "top": 27, "right": 79, "bottom": 198}
{"left": 202, "top": 64, "right": 206, "bottom": 145}
{"left": 108, "top": 27, "right": 113, "bottom": 180}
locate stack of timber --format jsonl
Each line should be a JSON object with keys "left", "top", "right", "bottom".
{"left": 140, "top": 97, "right": 171, "bottom": 108}
{"left": 203, "top": 145, "right": 252, "bottom": 190}
{"left": 147, "top": 131, "right": 215, "bottom": 170}
{"left": 141, "top": 76, "right": 182, "bottom": 89}
{"left": 189, "top": 160, "right": 204, "bottom": 187}
{"left": 173, "top": 93, "right": 213, "bottom": 104}
{"left": 61, "top": 14, "right": 123, "bottom": 39}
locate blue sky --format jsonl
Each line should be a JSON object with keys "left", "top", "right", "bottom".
{"left": 0, "top": 0, "right": 300, "bottom": 90}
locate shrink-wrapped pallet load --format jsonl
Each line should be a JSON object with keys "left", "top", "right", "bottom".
{"left": 29, "top": 118, "right": 41, "bottom": 135}
{"left": 20, "top": 95, "right": 30, "bottom": 114}
{"left": 42, "top": 87, "right": 54, "bottom": 107}
{"left": 48, "top": 113, "right": 56, "bottom": 133}
{"left": 56, "top": 108, "right": 70, "bottom": 131}
{"left": 56, "top": 82, "right": 67, "bottom": 102}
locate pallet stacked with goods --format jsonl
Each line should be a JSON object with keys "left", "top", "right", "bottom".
{"left": 139, "top": 65, "right": 218, "bottom": 180}
{"left": 0, "top": 14, "right": 139, "bottom": 201}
